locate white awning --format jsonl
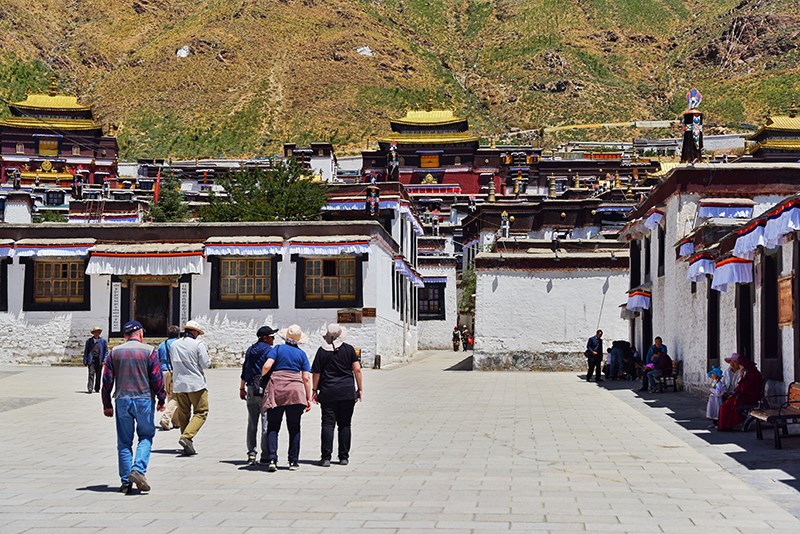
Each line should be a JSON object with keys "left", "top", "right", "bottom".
{"left": 394, "top": 257, "right": 425, "bottom": 288}
{"left": 287, "top": 236, "right": 371, "bottom": 256}
{"left": 687, "top": 254, "right": 716, "bottom": 282}
{"left": 626, "top": 290, "right": 651, "bottom": 312}
{"left": 0, "top": 239, "right": 14, "bottom": 258}
{"left": 711, "top": 257, "right": 753, "bottom": 292}
{"left": 15, "top": 238, "right": 95, "bottom": 257}
{"left": 86, "top": 243, "right": 204, "bottom": 275}
{"left": 204, "top": 236, "right": 284, "bottom": 256}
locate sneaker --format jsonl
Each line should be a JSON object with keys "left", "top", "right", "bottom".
{"left": 247, "top": 454, "right": 257, "bottom": 466}
{"left": 288, "top": 462, "right": 299, "bottom": 471}
{"left": 128, "top": 470, "right": 150, "bottom": 492}
{"left": 159, "top": 420, "right": 171, "bottom": 431}
{"left": 339, "top": 458, "right": 349, "bottom": 466}
{"left": 267, "top": 461, "right": 277, "bottom": 473}
{"left": 319, "top": 459, "right": 331, "bottom": 467}
{"left": 119, "top": 482, "right": 132, "bottom": 494}
{"left": 178, "top": 437, "right": 197, "bottom": 456}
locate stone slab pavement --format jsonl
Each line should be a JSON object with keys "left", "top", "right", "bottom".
{"left": 1, "top": 350, "right": 799, "bottom": 533}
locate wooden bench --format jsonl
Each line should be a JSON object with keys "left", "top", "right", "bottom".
{"left": 655, "top": 360, "right": 681, "bottom": 392}
{"left": 750, "top": 382, "right": 800, "bottom": 449}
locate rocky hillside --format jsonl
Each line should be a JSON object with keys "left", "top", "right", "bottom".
{"left": 0, "top": 0, "right": 797, "bottom": 158}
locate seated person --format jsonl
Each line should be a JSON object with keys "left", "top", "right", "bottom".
{"left": 608, "top": 341, "right": 626, "bottom": 380}
{"left": 717, "top": 354, "right": 763, "bottom": 431}
{"left": 622, "top": 350, "right": 641, "bottom": 381}
{"left": 646, "top": 351, "right": 673, "bottom": 392}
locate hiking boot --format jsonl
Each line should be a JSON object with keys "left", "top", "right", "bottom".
{"left": 128, "top": 470, "right": 150, "bottom": 492}
{"left": 339, "top": 458, "right": 349, "bottom": 466}
{"left": 267, "top": 461, "right": 277, "bottom": 473}
{"left": 119, "top": 482, "right": 132, "bottom": 494}
{"left": 288, "top": 462, "right": 299, "bottom": 471}
{"left": 178, "top": 437, "right": 196, "bottom": 456}
{"left": 319, "top": 459, "right": 331, "bottom": 467}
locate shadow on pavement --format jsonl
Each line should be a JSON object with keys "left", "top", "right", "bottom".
{"left": 76, "top": 484, "right": 120, "bottom": 493}
{"left": 445, "top": 356, "right": 473, "bottom": 371}
{"left": 219, "top": 459, "right": 264, "bottom": 471}
{"left": 584, "top": 374, "right": 800, "bottom": 496}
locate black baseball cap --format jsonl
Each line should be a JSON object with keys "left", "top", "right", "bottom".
{"left": 123, "top": 320, "right": 145, "bottom": 335}
{"left": 257, "top": 326, "right": 278, "bottom": 338}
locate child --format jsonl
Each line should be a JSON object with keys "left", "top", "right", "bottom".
{"left": 706, "top": 367, "right": 724, "bottom": 427}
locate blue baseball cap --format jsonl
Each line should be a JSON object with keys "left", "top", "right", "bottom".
{"left": 123, "top": 320, "right": 145, "bottom": 335}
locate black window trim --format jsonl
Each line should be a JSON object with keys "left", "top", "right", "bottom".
{"left": 293, "top": 253, "right": 366, "bottom": 309}
{"left": 419, "top": 281, "right": 446, "bottom": 321}
{"left": 208, "top": 255, "right": 281, "bottom": 310}
{"left": 22, "top": 256, "right": 91, "bottom": 312}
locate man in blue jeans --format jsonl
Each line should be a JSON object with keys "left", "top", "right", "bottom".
{"left": 101, "top": 320, "right": 166, "bottom": 494}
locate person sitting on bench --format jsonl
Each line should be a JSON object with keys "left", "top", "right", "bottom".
{"left": 717, "top": 354, "right": 763, "bottom": 431}
{"left": 647, "top": 351, "right": 672, "bottom": 392}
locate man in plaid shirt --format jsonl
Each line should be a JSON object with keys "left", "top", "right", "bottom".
{"left": 101, "top": 320, "right": 166, "bottom": 494}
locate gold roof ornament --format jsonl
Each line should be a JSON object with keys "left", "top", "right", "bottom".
{"left": 789, "top": 98, "right": 798, "bottom": 119}
{"left": 48, "top": 76, "right": 58, "bottom": 97}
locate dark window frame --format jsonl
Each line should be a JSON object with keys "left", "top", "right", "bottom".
{"left": 761, "top": 249, "right": 783, "bottom": 381}
{"left": 209, "top": 255, "right": 280, "bottom": 310}
{"left": 419, "top": 282, "right": 446, "bottom": 321}
{"left": 707, "top": 282, "right": 720, "bottom": 371}
{"left": 629, "top": 240, "right": 641, "bottom": 289}
{"left": 22, "top": 257, "right": 91, "bottom": 312}
{"left": 0, "top": 257, "right": 9, "bottom": 312}
{"left": 657, "top": 226, "right": 666, "bottom": 277}
{"left": 293, "top": 254, "right": 365, "bottom": 309}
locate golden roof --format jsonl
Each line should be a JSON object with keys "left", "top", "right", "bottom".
{"left": 746, "top": 139, "right": 800, "bottom": 154}
{"left": 392, "top": 109, "right": 465, "bottom": 127}
{"left": 747, "top": 115, "right": 800, "bottom": 139}
{"left": 0, "top": 117, "right": 100, "bottom": 131}
{"left": 378, "top": 132, "right": 480, "bottom": 144}
{"left": 647, "top": 161, "right": 681, "bottom": 177}
{"left": 12, "top": 93, "right": 91, "bottom": 111}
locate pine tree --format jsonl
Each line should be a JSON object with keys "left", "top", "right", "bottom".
{"left": 200, "top": 161, "right": 327, "bottom": 222}
{"left": 148, "top": 176, "right": 189, "bottom": 222}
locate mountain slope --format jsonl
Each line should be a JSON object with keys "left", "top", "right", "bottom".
{"left": 0, "top": 0, "right": 797, "bottom": 158}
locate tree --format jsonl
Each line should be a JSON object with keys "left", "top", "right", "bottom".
{"left": 148, "top": 176, "right": 189, "bottom": 222}
{"left": 35, "top": 210, "right": 67, "bottom": 223}
{"left": 199, "top": 162, "right": 327, "bottom": 222}
{"left": 459, "top": 267, "right": 476, "bottom": 312}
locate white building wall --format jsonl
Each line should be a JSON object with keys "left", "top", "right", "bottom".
{"left": 473, "top": 268, "right": 629, "bottom": 370}
{"left": 417, "top": 265, "right": 458, "bottom": 350}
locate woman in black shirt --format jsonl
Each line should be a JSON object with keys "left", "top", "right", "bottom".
{"left": 311, "top": 324, "right": 363, "bottom": 467}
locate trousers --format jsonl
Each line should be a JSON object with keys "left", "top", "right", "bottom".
{"left": 586, "top": 355, "right": 602, "bottom": 381}
{"left": 176, "top": 389, "right": 209, "bottom": 440}
{"left": 266, "top": 404, "right": 304, "bottom": 464}
{"left": 246, "top": 386, "right": 267, "bottom": 459}
{"left": 115, "top": 396, "right": 155, "bottom": 484}
{"left": 159, "top": 371, "right": 180, "bottom": 429}
{"left": 320, "top": 400, "right": 356, "bottom": 461}
{"left": 87, "top": 359, "right": 102, "bottom": 392}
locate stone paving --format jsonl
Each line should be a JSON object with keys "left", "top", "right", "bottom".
{"left": 1, "top": 350, "right": 799, "bottom": 533}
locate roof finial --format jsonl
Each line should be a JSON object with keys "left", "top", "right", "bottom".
{"left": 48, "top": 75, "right": 58, "bottom": 97}
{"left": 789, "top": 98, "right": 798, "bottom": 119}
{"left": 426, "top": 96, "right": 433, "bottom": 112}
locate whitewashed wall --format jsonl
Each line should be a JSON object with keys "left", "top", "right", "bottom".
{"left": 417, "top": 265, "right": 457, "bottom": 350}
{"left": 473, "top": 268, "right": 629, "bottom": 370}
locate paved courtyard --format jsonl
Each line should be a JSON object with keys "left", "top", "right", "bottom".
{"left": 1, "top": 350, "right": 800, "bottom": 533}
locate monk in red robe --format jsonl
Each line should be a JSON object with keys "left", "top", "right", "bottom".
{"left": 717, "top": 354, "right": 763, "bottom": 431}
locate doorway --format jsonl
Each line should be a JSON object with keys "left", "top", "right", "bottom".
{"left": 133, "top": 284, "right": 171, "bottom": 337}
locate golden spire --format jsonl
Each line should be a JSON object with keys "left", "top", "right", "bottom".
{"left": 48, "top": 76, "right": 58, "bottom": 97}
{"left": 548, "top": 174, "right": 557, "bottom": 199}
{"left": 487, "top": 177, "right": 496, "bottom": 202}
{"left": 426, "top": 97, "right": 433, "bottom": 112}
{"left": 789, "top": 99, "right": 798, "bottom": 119}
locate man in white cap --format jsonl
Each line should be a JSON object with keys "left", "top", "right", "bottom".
{"left": 171, "top": 320, "right": 210, "bottom": 456}
{"left": 83, "top": 326, "right": 108, "bottom": 394}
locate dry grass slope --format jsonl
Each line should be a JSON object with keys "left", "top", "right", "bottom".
{"left": 0, "top": 0, "right": 797, "bottom": 158}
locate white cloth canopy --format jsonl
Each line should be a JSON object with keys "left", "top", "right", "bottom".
{"left": 394, "top": 258, "right": 425, "bottom": 288}
{"left": 763, "top": 206, "right": 800, "bottom": 249}
{"left": 643, "top": 210, "right": 664, "bottom": 233}
{"left": 15, "top": 238, "right": 95, "bottom": 257}
{"left": 204, "top": 237, "right": 284, "bottom": 256}
{"left": 733, "top": 221, "right": 765, "bottom": 260}
{"left": 287, "top": 236, "right": 371, "bottom": 256}
{"left": 697, "top": 205, "right": 753, "bottom": 219}
{"left": 626, "top": 291, "right": 651, "bottom": 312}
{"left": 0, "top": 240, "right": 14, "bottom": 258}
{"left": 678, "top": 241, "right": 694, "bottom": 257}
{"left": 86, "top": 244, "right": 204, "bottom": 275}
{"left": 711, "top": 257, "right": 753, "bottom": 292}
{"left": 687, "top": 256, "right": 715, "bottom": 282}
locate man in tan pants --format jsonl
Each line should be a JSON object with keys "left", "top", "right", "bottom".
{"left": 171, "top": 320, "right": 210, "bottom": 456}
{"left": 157, "top": 326, "right": 181, "bottom": 430}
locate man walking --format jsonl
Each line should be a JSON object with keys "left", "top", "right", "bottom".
{"left": 239, "top": 325, "right": 277, "bottom": 465}
{"left": 585, "top": 329, "right": 603, "bottom": 382}
{"left": 171, "top": 320, "right": 210, "bottom": 456}
{"left": 83, "top": 326, "right": 109, "bottom": 394}
{"left": 157, "top": 325, "right": 181, "bottom": 430}
{"left": 101, "top": 320, "right": 165, "bottom": 494}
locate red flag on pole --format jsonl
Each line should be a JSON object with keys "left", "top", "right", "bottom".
{"left": 154, "top": 167, "right": 161, "bottom": 203}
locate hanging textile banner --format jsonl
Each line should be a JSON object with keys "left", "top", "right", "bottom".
{"left": 399, "top": 203, "right": 425, "bottom": 236}
{"left": 422, "top": 276, "right": 448, "bottom": 285}
{"left": 394, "top": 257, "right": 425, "bottom": 288}
{"left": 619, "top": 218, "right": 647, "bottom": 240}
{"left": 322, "top": 200, "right": 400, "bottom": 211}
{"left": 733, "top": 219, "right": 766, "bottom": 260}
{"left": 643, "top": 209, "right": 664, "bottom": 233}
{"left": 711, "top": 257, "right": 753, "bottom": 292}
{"left": 0, "top": 240, "right": 14, "bottom": 258}
{"left": 287, "top": 238, "right": 371, "bottom": 256}
{"left": 678, "top": 241, "right": 694, "bottom": 257}
{"left": 626, "top": 290, "right": 651, "bottom": 312}
{"left": 763, "top": 205, "right": 800, "bottom": 250}
{"left": 204, "top": 237, "right": 284, "bottom": 256}
{"left": 15, "top": 239, "right": 95, "bottom": 257}
{"left": 687, "top": 253, "right": 716, "bottom": 282}
{"left": 87, "top": 244, "right": 205, "bottom": 276}
{"left": 697, "top": 204, "right": 753, "bottom": 219}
